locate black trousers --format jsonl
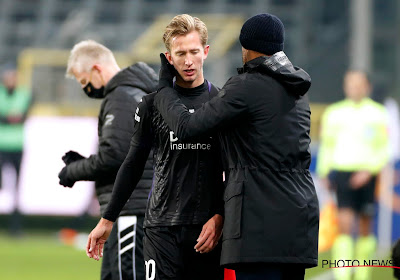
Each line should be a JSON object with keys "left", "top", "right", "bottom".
{"left": 330, "top": 170, "right": 376, "bottom": 216}
{"left": 101, "top": 215, "right": 145, "bottom": 280}
{"left": 0, "top": 151, "right": 23, "bottom": 235}
{"left": 0, "top": 150, "right": 22, "bottom": 190}
{"left": 143, "top": 225, "right": 223, "bottom": 280}
{"left": 235, "top": 263, "right": 305, "bottom": 280}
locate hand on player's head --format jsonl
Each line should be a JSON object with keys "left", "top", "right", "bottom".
{"left": 158, "top": 53, "right": 176, "bottom": 90}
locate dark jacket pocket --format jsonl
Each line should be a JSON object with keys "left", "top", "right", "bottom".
{"left": 223, "top": 181, "right": 244, "bottom": 240}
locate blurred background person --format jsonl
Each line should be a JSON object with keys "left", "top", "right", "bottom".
{"left": 317, "top": 70, "right": 389, "bottom": 280}
{"left": 58, "top": 40, "right": 157, "bottom": 280}
{"left": 0, "top": 65, "right": 32, "bottom": 236}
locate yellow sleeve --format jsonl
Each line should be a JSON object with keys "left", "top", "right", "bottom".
{"left": 316, "top": 107, "right": 336, "bottom": 178}
{"left": 367, "top": 108, "right": 390, "bottom": 174}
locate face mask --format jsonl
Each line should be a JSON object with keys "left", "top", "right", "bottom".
{"left": 82, "top": 68, "right": 105, "bottom": 99}
{"left": 83, "top": 82, "right": 104, "bottom": 99}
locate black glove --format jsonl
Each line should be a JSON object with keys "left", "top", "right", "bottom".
{"left": 58, "top": 166, "right": 76, "bottom": 188}
{"left": 62, "top": 150, "right": 85, "bottom": 165}
{"left": 158, "top": 53, "right": 176, "bottom": 90}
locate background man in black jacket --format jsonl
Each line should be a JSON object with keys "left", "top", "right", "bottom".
{"left": 86, "top": 15, "right": 225, "bottom": 280}
{"left": 154, "top": 14, "right": 319, "bottom": 280}
{"left": 58, "top": 40, "right": 157, "bottom": 280}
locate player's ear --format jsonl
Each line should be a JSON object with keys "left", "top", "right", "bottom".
{"left": 165, "top": 52, "right": 173, "bottom": 65}
{"left": 92, "top": 64, "right": 102, "bottom": 73}
{"left": 203, "top": 45, "right": 210, "bottom": 60}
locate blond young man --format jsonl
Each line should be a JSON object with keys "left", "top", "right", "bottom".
{"left": 60, "top": 40, "right": 157, "bottom": 280}
{"left": 86, "top": 15, "right": 224, "bottom": 280}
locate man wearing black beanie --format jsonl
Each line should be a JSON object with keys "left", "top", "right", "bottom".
{"left": 154, "top": 13, "right": 319, "bottom": 280}
{"left": 239, "top": 13, "right": 285, "bottom": 56}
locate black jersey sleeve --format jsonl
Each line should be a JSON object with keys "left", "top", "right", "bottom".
{"left": 153, "top": 76, "right": 247, "bottom": 141}
{"left": 103, "top": 97, "right": 153, "bottom": 222}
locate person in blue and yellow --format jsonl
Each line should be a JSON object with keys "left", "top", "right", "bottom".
{"left": 317, "top": 70, "right": 389, "bottom": 280}
{"left": 0, "top": 66, "right": 32, "bottom": 235}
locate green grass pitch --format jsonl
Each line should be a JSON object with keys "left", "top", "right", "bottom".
{"left": 0, "top": 232, "right": 396, "bottom": 279}
{"left": 0, "top": 232, "right": 101, "bottom": 280}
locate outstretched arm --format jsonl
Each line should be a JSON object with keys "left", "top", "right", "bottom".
{"left": 154, "top": 77, "right": 247, "bottom": 141}
{"left": 155, "top": 54, "right": 248, "bottom": 141}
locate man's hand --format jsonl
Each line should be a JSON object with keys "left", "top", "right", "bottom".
{"left": 158, "top": 53, "right": 176, "bottom": 90}
{"left": 86, "top": 218, "right": 114, "bottom": 261}
{"left": 58, "top": 166, "right": 76, "bottom": 188}
{"left": 62, "top": 150, "right": 85, "bottom": 165}
{"left": 350, "top": 170, "right": 372, "bottom": 189}
{"left": 320, "top": 177, "right": 332, "bottom": 191}
{"left": 194, "top": 214, "right": 223, "bottom": 254}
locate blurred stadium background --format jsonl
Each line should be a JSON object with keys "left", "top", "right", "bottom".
{"left": 0, "top": 0, "right": 399, "bottom": 279}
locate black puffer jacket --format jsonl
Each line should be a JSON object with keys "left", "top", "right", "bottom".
{"left": 154, "top": 52, "right": 319, "bottom": 268}
{"left": 66, "top": 62, "right": 157, "bottom": 216}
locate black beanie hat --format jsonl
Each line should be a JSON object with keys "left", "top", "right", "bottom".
{"left": 239, "top": 13, "right": 285, "bottom": 55}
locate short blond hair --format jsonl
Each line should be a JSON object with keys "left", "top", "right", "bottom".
{"left": 163, "top": 14, "right": 208, "bottom": 52}
{"left": 66, "top": 40, "right": 117, "bottom": 78}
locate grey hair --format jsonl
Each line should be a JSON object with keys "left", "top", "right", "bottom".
{"left": 66, "top": 40, "right": 116, "bottom": 78}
